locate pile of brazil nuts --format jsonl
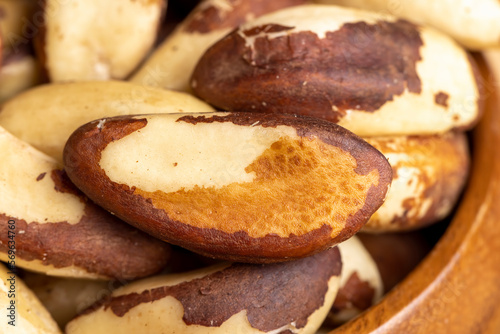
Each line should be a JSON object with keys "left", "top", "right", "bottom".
{"left": 0, "top": 0, "right": 494, "bottom": 333}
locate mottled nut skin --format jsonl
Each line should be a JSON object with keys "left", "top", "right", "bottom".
{"left": 0, "top": 126, "right": 171, "bottom": 280}
{"left": 66, "top": 247, "right": 342, "bottom": 334}
{"left": 364, "top": 132, "right": 470, "bottom": 232}
{"left": 131, "top": 0, "right": 308, "bottom": 91}
{"left": 191, "top": 5, "right": 481, "bottom": 136}
{"left": 328, "top": 236, "right": 383, "bottom": 325}
{"left": 63, "top": 112, "right": 392, "bottom": 263}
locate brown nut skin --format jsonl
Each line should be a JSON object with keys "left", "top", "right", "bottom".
{"left": 63, "top": 112, "right": 392, "bottom": 264}
{"left": 363, "top": 132, "right": 470, "bottom": 232}
{"left": 325, "top": 236, "right": 383, "bottom": 327}
{"left": 0, "top": 125, "right": 171, "bottom": 280}
{"left": 131, "top": 0, "right": 308, "bottom": 91}
{"left": 191, "top": 5, "right": 481, "bottom": 136}
{"left": 66, "top": 247, "right": 342, "bottom": 334}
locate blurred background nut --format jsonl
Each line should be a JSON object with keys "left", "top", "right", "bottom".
{"left": 35, "top": 0, "right": 165, "bottom": 82}
{"left": 0, "top": 263, "right": 61, "bottom": 334}
{"left": 0, "top": 81, "right": 215, "bottom": 162}
{"left": 22, "top": 271, "right": 116, "bottom": 330}
{"left": 0, "top": 126, "right": 171, "bottom": 280}
{"left": 327, "top": 236, "right": 383, "bottom": 326}
{"left": 0, "top": 50, "right": 42, "bottom": 103}
{"left": 131, "top": 0, "right": 308, "bottom": 91}
{"left": 356, "top": 231, "right": 432, "bottom": 293}
{"left": 363, "top": 131, "right": 470, "bottom": 232}
{"left": 0, "top": 0, "right": 43, "bottom": 102}
{"left": 190, "top": 4, "right": 481, "bottom": 136}
{"left": 314, "top": 0, "right": 500, "bottom": 49}
{"left": 65, "top": 247, "right": 342, "bottom": 334}
{"left": 63, "top": 112, "right": 392, "bottom": 263}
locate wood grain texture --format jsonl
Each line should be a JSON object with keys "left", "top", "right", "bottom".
{"left": 330, "top": 53, "right": 500, "bottom": 333}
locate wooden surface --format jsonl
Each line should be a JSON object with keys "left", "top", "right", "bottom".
{"left": 330, "top": 53, "right": 500, "bottom": 333}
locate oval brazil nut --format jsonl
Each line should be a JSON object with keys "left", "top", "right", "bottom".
{"left": 0, "top": 263, "right": 61, "bottom": 334}
{"left": 0, "top": 126, "right": 171, "bottom": 280}
{"left": 63, "top": 112, "right": 392, "bottom": 263}
{"left": 191, "top": 4, "right": 482, "bottom": 136}
{"left": 363, "top": 131, "right": 470, "bottom": 232}
{"left": 66, "top": 247, "right": 342, "bottom": 334}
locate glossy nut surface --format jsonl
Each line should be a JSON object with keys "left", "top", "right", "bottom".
{"left": 191, "top": 4, "right": 481, "bottom": 136}
{"left": 63, "top": 112, "right": 392, "bottom": 263}
{"left": 66, "top": 247, "right": 342, "bottom": 334}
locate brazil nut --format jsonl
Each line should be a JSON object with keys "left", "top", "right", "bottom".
{"left": 0, "top": 81, "right": 214, "bottom": 162}
{"left": 191, "top": 4, "right": 482, "bottom": 136}
{"left": 63, "top": 112, "right": 392, "bottom": 263}
{"left": 66, "top": 247, "right": 342, "bottom": 334}
{"left": 0, "top": 126, "right": 171, "bottom": 280}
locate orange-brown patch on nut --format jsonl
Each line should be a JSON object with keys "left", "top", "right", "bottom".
{"left": 134, "top": 136, "right": 379, "bottom": 239}
{"left": 63, "top": 113, "right": 392, "bottom": 263}
{"left": 364, "top": 132, "right": 469, "bottom": 231}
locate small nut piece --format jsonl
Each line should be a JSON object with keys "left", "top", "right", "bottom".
{"left": 363, "top": 132, "right": 470, "bottom": 232}
{"left": 0, "top": 81, "right": 215, "bottom": 162}
{"left": 37, "top": 0, "right": 165, "bottom": 82}
{"left": 0, "top": 126, "right": 171, "bottom": 280}
{"left": 66, "top": 247, "right": 342, "bottom": 334}
{"left": 191, "top": 4, "right": 481, "bottom": 136}
{"left": 131, "top": 0, "right": 308, "bottom": 91}
{"left": 63, "top": 112, "right": 392, "bottom": 263}
{"left": 0, "top": 263, "right": 61, "bottom": 334}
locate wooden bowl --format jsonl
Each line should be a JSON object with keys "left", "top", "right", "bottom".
{"left": 330, "top": 52, "right": 500, "bottom": 333}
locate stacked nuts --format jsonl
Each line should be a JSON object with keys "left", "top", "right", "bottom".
{"left": 0, "top": 0, "right": 494, "bottom": 333}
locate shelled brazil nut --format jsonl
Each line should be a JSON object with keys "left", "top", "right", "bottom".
{"left": 66, "top": 247, "right": 342, "bottom": 334}
{"left": 0, "top": 263, "right": 61, "bottom": 334}
{"left": 0, "top": 126, "right": 171, "bottom": 280}
{"left": 362, "top": 132, "right": 470, "bottom": 232}
{"left": 63, "top": 112, "right": 392, "bottom": 263}
{"left": 0, "top": 0, "right": 42, "bottom": 102}
{"left": 35, "top": 0, "right": 165, "bottom": 82}
{"left": 328, "top": 236, "right": 383, "bottom": 325}
{"left": 314, "top": 0, "right": 500, "bottom": 49}
{"left": 23, "top": 272, "right": 114, "bottom": 329}
{"left": 190, "top": 4, "right": 482, "bottom": 136}
{"left": 0, "top": 81, "right": 214, "bottom": 162}
{"left": 131, "top": 0, "right": 308, "bottom": 91}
